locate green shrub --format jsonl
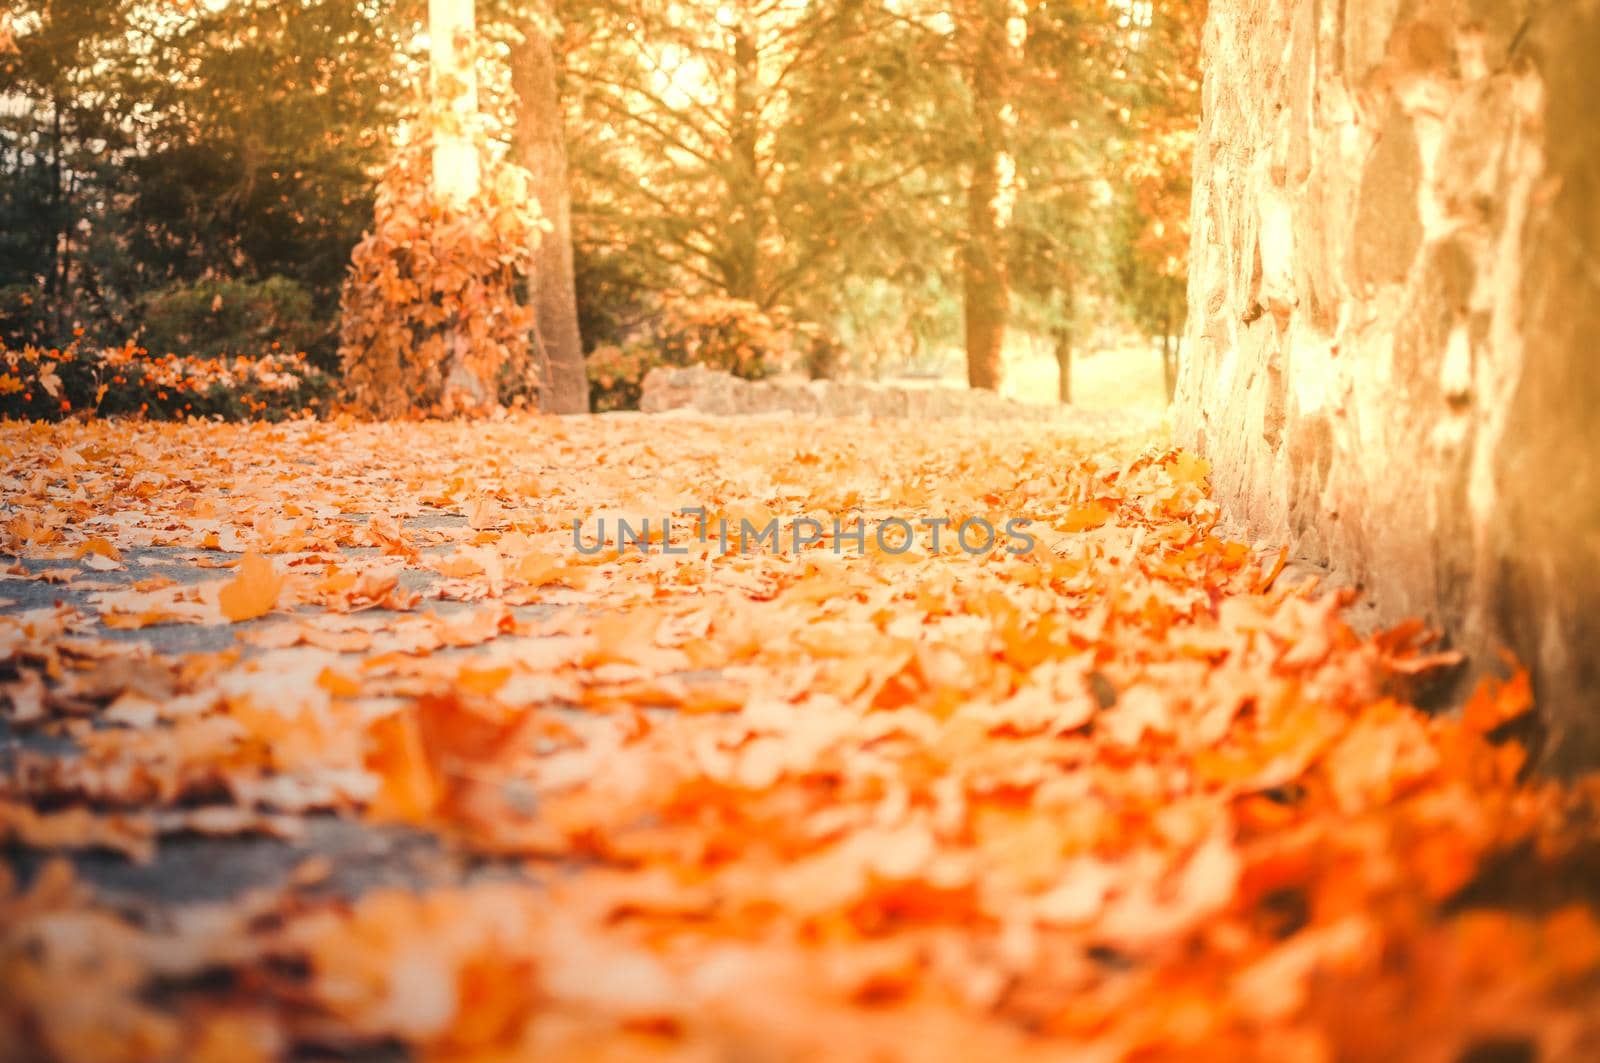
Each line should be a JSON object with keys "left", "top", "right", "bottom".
{"left": 586, "top": 343, "right": 665, "bottom": 413}
{"left": 139, "top": 277, "right": 323, "bottom": 362}
{"left": 587, "top": 295, "right": 840, "bottom": 411}
{"left": 0, "top": 285, "right": 57, "bottom": 351}
{"left": 0, "top": 339, "right": 333, "bottom": 422}
{"left": 796, "top": 322, "right": 845, "bottom": 381}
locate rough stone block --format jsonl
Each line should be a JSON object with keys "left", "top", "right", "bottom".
{"left": 1178, "top": 0, "right": 1600, "bottom": 771}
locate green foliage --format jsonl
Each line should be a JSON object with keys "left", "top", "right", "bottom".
{"left": 0, "top": 286, "right": 55, "bottom": 352}
{"left": 1111, "top": 181, "right": 1188, "bottom": 342}
{"left": 0, "top": 0, "right": 416, "bottom": 361}
{"left": 795, "top": 322, "right": 846, "bottom": 381}
{"left": 564, "top": 1, "right": 953, "bottom": 313}
{"left": 139, "top": 277, "right": 321, "bottom": 361}
{"left": 571, "top": 241, "right": 661, "bottom": 356}
{"left": 586, "top": 296, "right": 831, "bottom": 411}
{"left": 0, "top": 340, "right": 332, "bottom": 423}
{"left": 830, "top": 276, "right": 960, "bottom": 379}
{"left": 585, "top": 344, "right": 665, "bottom": 414}
{"left": 2, "top": 0, "right": 1203, "bottom": 405}
{"left": 556, "top": 0, "right": 1201, "bottom": 390}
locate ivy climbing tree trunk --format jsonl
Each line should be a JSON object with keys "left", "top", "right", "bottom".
{"left": 512, "top": 2, "right": 589, "bottom": 414}
{"left": 428, "top": 0, "right": 489, "bottom": 408}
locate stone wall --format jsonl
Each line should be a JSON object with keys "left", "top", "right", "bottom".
{"left": 1178, "top": 1, "right": 1600, "bottom": 770}
{"left": 640, "top": 365, "right": 1152, "bottom": 428}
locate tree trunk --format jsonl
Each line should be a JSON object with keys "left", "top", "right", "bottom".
{"left": 960, "top": 1, "right": 1010, "bottom": 392}
{"left": 1161, "top": 332, "right": 1177, "bottom": 402}
{"left": 511, "top": 4, "right": 590, "bottom": 414}
{"left": 429, "top": 0, "right": 490, "bottom": 409}
{"left": 1054, "top": 328, "right": 1072, "bottom": 405}
{"left": 724, "top": 20, "right": 764, "bottom": 304}
{"left": 1159, "top": 297, "right": 1181, "bottom": 402}
{"left": 48, "top": 93, "right": 63, "bottom": 327}
{"left": 60, "top": 169, "right": 74, "bottom": 329}
{"left": 428, "top": 0, "right": 480, "bottom": 207}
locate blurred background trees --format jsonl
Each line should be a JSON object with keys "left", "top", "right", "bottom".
{"left": 1, "top": 0, "right": 417, "bottom": 365}
{"left": 0, "top": 0, "right": 1202, "bottom": 411}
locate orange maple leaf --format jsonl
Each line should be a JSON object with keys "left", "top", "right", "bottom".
{"left": 218, "top": 553, "right": 285, "bottom": 623}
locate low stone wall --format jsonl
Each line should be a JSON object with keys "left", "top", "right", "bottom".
{"left": 640, "top": 365, "right": 1064, "bottom": 421}
{"left": 1178, "top": 1, "right": 1600, "bottom": 770}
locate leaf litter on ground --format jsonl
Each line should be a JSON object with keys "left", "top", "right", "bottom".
{"left": 0, "top": 412, "right": 1597, "bottom": 1061}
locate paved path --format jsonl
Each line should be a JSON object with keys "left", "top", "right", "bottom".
{"left": 1, "top": 414, "right": 1595, "bottom": 1062}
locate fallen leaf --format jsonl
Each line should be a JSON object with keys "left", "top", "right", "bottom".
{"left": 218, "top": 553, "right": 284, "bottom": 623}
